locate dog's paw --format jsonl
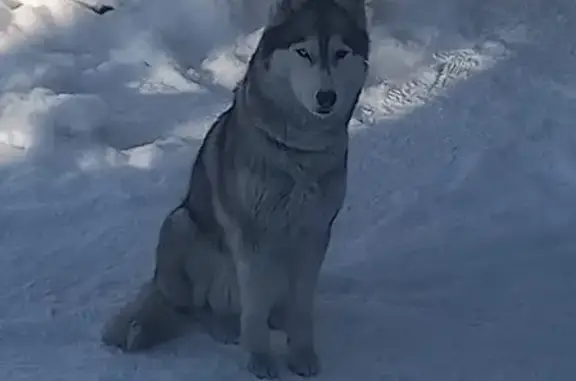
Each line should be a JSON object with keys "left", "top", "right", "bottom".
{"left": 205, "top": 313, "right": 240, "bottom": 345}
{"left": 101, "top": 313, "right": 150, "bottom": 352}
{"left": 247, "top": 352, "right": 279, "bottom": 380}
{"left": 286, "top": 347, "right": 321, "bottom": 377}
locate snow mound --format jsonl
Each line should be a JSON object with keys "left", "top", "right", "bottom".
{"left": 0, "top": 88, "right": 107, "bottom": 155}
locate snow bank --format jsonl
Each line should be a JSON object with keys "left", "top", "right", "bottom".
{"left": 0, "top": 88, "right": 107, "bottom": 155}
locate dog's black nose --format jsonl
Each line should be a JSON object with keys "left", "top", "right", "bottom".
{"left": 315, "top": 90, "right": 337, "bottom": 109}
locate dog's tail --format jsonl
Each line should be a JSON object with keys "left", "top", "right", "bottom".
{"left": 101, "top": 280, "right": 188, "bottom": 352}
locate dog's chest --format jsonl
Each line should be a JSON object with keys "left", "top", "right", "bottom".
{"left": 239, "top": 162, "right": 345, "bottom": 235}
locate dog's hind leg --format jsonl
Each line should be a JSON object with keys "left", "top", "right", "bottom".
{"left": 201, "top": 255, "right": 241, "bottom": 345}
{"left": 154, "top": 207, "right": 199, "bottom": 309}
{"left": 101, "top": 207, "right": 196, "bottom": 352}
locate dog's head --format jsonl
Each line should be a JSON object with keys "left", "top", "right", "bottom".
{"left": 251, "top": 0, "right": 370, "bottom": 121}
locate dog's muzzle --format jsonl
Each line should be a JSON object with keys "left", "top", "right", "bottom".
{"left": 315, "top": 90, "right": 337, "bottom": 114}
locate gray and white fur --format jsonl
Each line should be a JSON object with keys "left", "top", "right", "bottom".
{"left": 101, "top": 0, "right": 370, "bottom": 378}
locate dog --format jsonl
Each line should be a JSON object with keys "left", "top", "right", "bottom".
{"left": 101, "top": 0, "right": 370, "bottom": 378}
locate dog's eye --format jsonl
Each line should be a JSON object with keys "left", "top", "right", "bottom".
{"left": 295, "top": 48, "right": 312, "bottom": 61}
{"left": 335, "top": 50, "right": 349, "bottom": 60}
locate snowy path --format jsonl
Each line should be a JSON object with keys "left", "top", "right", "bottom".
{"left": 1, "top": 0, "right": 576, "bottom": 380}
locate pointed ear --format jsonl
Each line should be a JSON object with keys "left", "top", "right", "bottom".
{"left": 333, "top": 0, "right": 367, "bottom": 28}
{"left": 267, "top": 0, "right": 310, "bottom": 27}
{"left": 288, "top": 0, "right": 309, "bottom": 8}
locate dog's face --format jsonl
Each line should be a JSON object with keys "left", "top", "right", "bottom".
{"left": 256, "top": 0, "right": 369, "bottom": 120}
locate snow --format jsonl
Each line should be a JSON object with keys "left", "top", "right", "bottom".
{"left": 1, "top": 0, "right": 576, "bottom": 380}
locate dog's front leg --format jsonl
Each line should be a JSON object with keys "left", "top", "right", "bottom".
{"left": 236, "top": 255, "right": 285, "bottom": 379}
{"left": 285, "top": 239, "right": 327, "bottom": 378}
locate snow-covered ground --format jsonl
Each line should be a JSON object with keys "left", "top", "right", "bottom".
{"left": 1, "top": 0, "right": 576, "bottom": 380}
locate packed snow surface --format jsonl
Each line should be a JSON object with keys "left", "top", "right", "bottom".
{"left": 1, "top": 0, "right": 575, "bottom": 380}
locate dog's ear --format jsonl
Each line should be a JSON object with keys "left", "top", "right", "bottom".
{"left": 267, "top": 0, "right": 367, "bottom": 28}
{"left": 267, "top": 0, "right": 309, "bottom": 26}
{"left": 287, "top": 0, "right": 309, "bottom": 8}
{"left": 334, "top": 0, "right": 367, "bottom": 28}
